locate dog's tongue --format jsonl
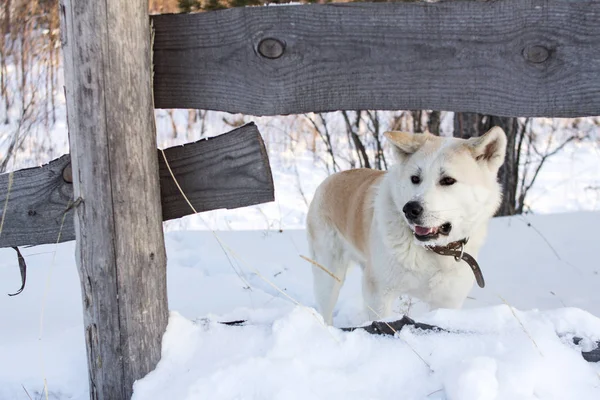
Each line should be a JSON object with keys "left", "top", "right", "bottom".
{"left": 415, "top": 226, "right": 436, "bottom": 236}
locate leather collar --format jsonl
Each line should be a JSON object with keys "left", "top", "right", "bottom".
{"left": 426, "top": 238, "right": 485, "bottom": 288}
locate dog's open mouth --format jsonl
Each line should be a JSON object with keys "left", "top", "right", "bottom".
{"left": 413, "top": 223, "right": 452, "bottom": 241}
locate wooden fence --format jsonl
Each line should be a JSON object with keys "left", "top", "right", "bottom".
{"left": 2, "top": 0, "right": 599, "bottom": 399}
{"left": 0, "top": 124, "right": 272, "bottom": 248}
{"left": 153, "top": 0, "right": 600, "bottom": 117}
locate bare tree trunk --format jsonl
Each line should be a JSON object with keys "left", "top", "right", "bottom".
{"left": 412, "top": 110, "right": 422, "bottom": 132}
{"left": 453, "top": 113, "right": 518, "bottom": 216}
{"left": 49, "top": 5, "right": 57, "bottom": 124}
{"left": 427, "top": 111, "right": 441, "bottom": 135}
{"left": 19, "top": 17, "right": 27, "bottom": 114}
{"left": 167, "top": 109, "right": 178, "bottom": 138}
{"left": 186, "top": 109, "right": 196, "bottom": 141}
{"left": 306, "top": 113, "right": 339, "bottom": 174}
{"left": 453, "top": 112, "right": 483, "bottom": 139}
{"left": 0, "top": 0, "right": 11, "bottom": 123}
{"left": 515, "top": 121, "right": 582, "bottom": 214}
{"left": 343, "top": 124, "right": 358, "bottom": 168}
{"left": 44, "top": 34, "right": 50, "bottom": 132}
{"left": 366, "top": 110, "right": 387, "bottom": 170}
{"left": 4, "top": 0, "right": 11, "bottom": 35}
{"left": 199, "top": 109, "right": 207, "bottom": 138}
{"left": 0, "top": 45, "right": 7, "bottom": 124}
{"left": 342, "top": 110, "right": 370, "bottom": 169}
{"left": 485, "top": 117, "right": 519, "bottom": 216}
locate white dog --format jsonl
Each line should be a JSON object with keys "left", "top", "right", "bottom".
{"left": 306, "top": 127, "right": 507, "bottom": 324}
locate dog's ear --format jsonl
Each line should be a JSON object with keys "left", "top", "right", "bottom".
{"left": 384, "top": 131, "right": 427, "bottom": 160}
{"left": 467, "top": 126, "right": 507, "bottom": 171}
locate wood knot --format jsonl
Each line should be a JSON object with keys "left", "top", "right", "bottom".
{"left": 523, "top": 45, "right": 550, "bottom": 64}
{"left": 257, "top": 38, "right": 285, "bottom": 59}
{"left": 62, "top": 163, "right": 73, "bottom": 183}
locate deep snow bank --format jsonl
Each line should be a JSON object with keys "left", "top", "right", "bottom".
{"left": 1, "top": 212, "right": 600, "bottom": 399}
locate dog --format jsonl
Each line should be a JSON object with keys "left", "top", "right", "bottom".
{"left": 306, "top": 127, "right": 507, "bottom": 325}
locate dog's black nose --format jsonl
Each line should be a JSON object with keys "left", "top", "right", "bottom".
{"left": 403, "top": 201, "right": 423, "bottom": 221}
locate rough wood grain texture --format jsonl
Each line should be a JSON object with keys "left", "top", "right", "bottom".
{"left": 0, "top": 127, "right": 272, "bottom": 247}
{"left": 0, "top": 124, "right": 273, "bottom": 249}
{"left": 0, "top": 155, "right": 75, "bottom": 247}
{"left": 152, "top": 0, "right": 600, "bottom": 117}
{"left": 158, "top": 122, "right": 274, "bottom": 220}
{"left": 61, "top": 0, "right": 168, "bottom": 398}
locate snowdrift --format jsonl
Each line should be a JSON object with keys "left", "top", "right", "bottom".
{"left": 1, "top": 212, "right": 600, "bottom": 399}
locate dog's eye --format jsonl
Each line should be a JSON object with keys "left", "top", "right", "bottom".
{"left": 410, "top": 175, "right": 421, "bottom": 184}
{"left": 440, "top": 177, "right": 456, "bottom": 186}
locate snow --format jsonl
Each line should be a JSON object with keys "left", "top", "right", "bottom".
{"left": 2, "top": 213, "right": 600, "bottom": 399}
{"left": 130, "top": 306, "right": 600, "bottom": 400}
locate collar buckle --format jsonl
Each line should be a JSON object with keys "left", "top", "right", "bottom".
{"left": 454, "top": 241, "right": 465, "bottom": 262}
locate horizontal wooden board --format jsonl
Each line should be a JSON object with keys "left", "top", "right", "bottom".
{"left": 152, "top": 0, "right": 600, "bottom": 117}
{"left": 0, "top": 155, "right": 75, "bottom": 247}
{"left": 158, "top": 122, "right": 274, "bottom": 220}
{"left": 0, "top": 123, "right": 273, "bottom": 248}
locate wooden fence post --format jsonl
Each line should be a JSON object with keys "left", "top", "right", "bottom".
{"left": 60, "top": 1, "right": 168, "bottom": 398}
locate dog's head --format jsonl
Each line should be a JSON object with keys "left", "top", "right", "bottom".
{"left": 384, "top": 127, "right": 507, "bottom": 246}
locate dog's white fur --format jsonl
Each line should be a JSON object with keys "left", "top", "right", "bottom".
{"left": 307, "top": 127, "right": 507, "bottom": 325}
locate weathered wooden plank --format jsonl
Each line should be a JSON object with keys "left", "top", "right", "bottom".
{"left": 152, "top": 0, "right": 600, "bottom": 117}
{"left": 0, "top": 124, "right": 274, "bottom": 248}
{"left": 61, "top": 0, "right": 168, "bottom": 398}
{"left": 0, "top": 155, "right": 75, "bottom": 247}
{"left": 158, "top": 122, "right": 273, "bottom": 220}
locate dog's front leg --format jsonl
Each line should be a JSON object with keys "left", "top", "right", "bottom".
{"left": 362, "top": 268, "right": 396, "bottom": 321}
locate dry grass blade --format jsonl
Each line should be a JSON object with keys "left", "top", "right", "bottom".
{"left": 160, "top": 149, "right": 340, "bottom": 343}
{"left": 21, "top": 384, "right": 33, "bottom": 400}
{"left": 498, "top": 294, "right": 544, "bottom": 357}
{"left": 518, "top": 217, "right": 562, "bottom": 261}
{"left": 300, "top": 255, "right": 341, "bottom": 282}
{"left": 212, "top": 235, "right": 341, "bottom": 344}
{"left": 160, "top": 148, "right": 254, "bottom": 288}
{"left": 160, "top": 148, "right": 198, "bottom": 214}
{"left": 39, "top": 199, "right": 75, "bottom": 400}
